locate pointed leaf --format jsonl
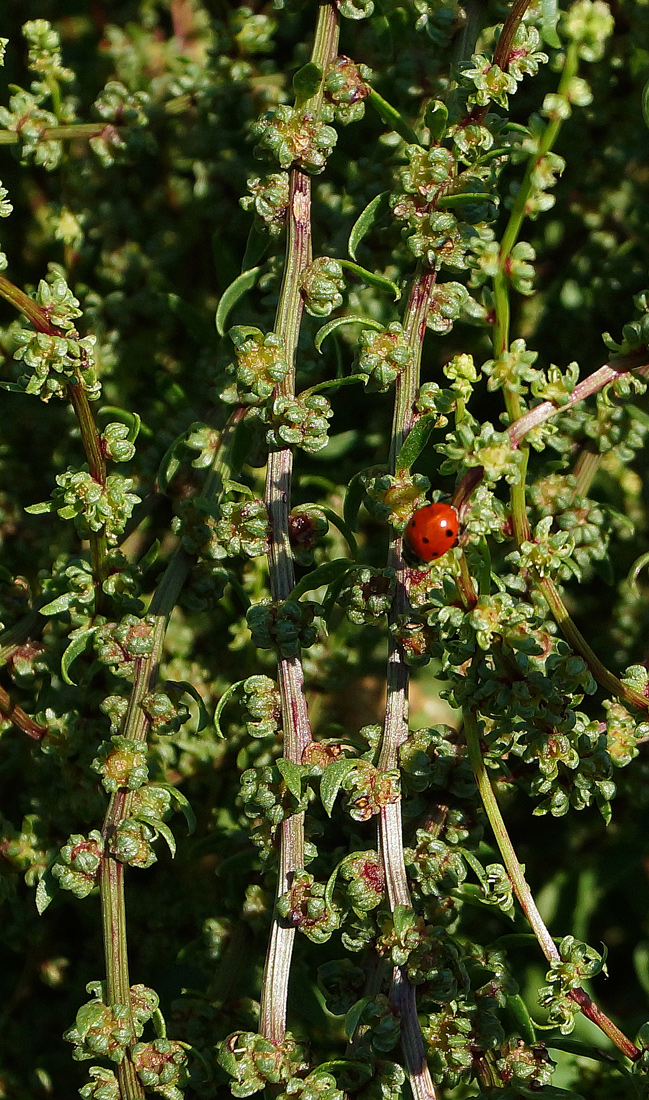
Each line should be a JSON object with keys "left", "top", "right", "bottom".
{"left": 302, "top": 374, "right": 366, "bottom": 398}
{"left": 215, "top": 266, "right": 262, "bottom": 337}
{"left": 368, "top": 89, "right": 420, "bottom": 145}
{"left": 319, "top": 506, "right": 357, "bottom": 558}
{"left": 289, "top": 558, "right": 352, "bottom": 601}
{"left": 395, "top": 413, "right": 438, "bottom": 473}
{"left": 276, "top": 758, "right": 304, "bottom": 801}
{"left": 213, "top": 679, "right": 246, "bottom": 739}
{"left": 315, "top": 315, "right": 383, "bottom": 353}
{"left": 156, "top": 425, "right": 195, "bottom": 492}
{"left": 504, "top": 993, "right": 536, "bottom": 1045}
{"left": 425, "top": 99, "right": 448, "bottom": 142}
{"left": 39, "top": 591, "right": 74, "bottom": 616}
{"left": 320, "top": 758, "right": 356, "bottom": 816}
{"left": 25, "top": 501, "right": 53, "bottom": 515}
{"left": 36, "top": 871, "right": 57, "bottom": 915}
{"left": 165, "top": 786, "right": 197, "bottom": 835}
{"left": 137, "top": 817, "right": 176, "bottom": 858}
{"left": 61, "top": 627, "right": 97, "bottom": 686}
{"left": 343, "top": 470, "right": 369, "bottom": 532}
{"left": 165, "top": 679, "right": 209, "bottom": 734}
{"left": 348, "top": 191, "right": 390, "bottom": 260}
{"left": 344, "top": 998, "right": 371, "bottom": 1041}
{"left": 241, "top": 220, "right": 271, "bottom": 270}
{"left": 99, "top": 406, "right": 145, "bottom": 441}
{"left": 339, "top": 260, "right": 400, "bottom": 300}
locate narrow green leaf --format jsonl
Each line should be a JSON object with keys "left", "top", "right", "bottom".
{"left": 320, "top": 758, "right": 356, "bottom": 816}
{"left": 546, "top": 1038, "right": 621, "bottom": 1065}
{"left": 425, "top": 99, "right": 448, "bottom": 142}
{"left": 343, "top": 471, "right": 367, "bottom": 532}
{"left": 61, "top": 627, "right": 97, "bottom": 686}
{"left": 315, "top": 315, "right": 383, "bottom": 353}
{"left": 339, "top": 260, "right": 401, "bottom": 300}
{"left": 241, "top": 220, "right": 271, "bottom": 270}
{"left": 541, "top": 0, "right": 561, "bottom": 47}
{"left": 276, "top": 757, "right": 304, "bottom": 801}
{"left": 156, "top": 425, "right": 194, "bottom": 493}
{"left": 215, "top": 266, "right": 261, "bottom": 337}
{"left": 289, "top": 558, "right": 352, "bottom": 601}
{"left": 319, "top": 506, "right": 358, "bottom": 558}
{"left": 39, "top": 592, "right": 74, "bottom": 616}
{"left": 395, "top": 413, "right": 438, "bottom": 473}
{"left": 152, "top": 818, "right": 177, "bottom": 858}
{"left": 138, "top": 539, "right": 160, "bottom": 573}
{"left": 36, "top": 871, "right": 57, "bottom": 915}
{"left": 348, "top": 191, "right": 390, "bottom": 260}
{"left": 99, "top": 406, "right": 144, "bottom": 441}
{"left": 293, "top": 61, "right": 323, "bottom": 102}
{"left": 0, "top": 381, "right": 25, "bottom": 392}
{"left": 436, "top": 193, "right": 497, "bottom": 208}
{"left": 344, "top": 998, "right": 370, "bottom": 1041}
{"left": 302, "top": 375, "right": 366, "bottom": 398}
{"left": 165, "top": 679, "right": 209, "bottom": 734}
{"left": 165, "top": 786, "right": 197, "bottom": 835}
{"left": 25, "top": 501, "right": 53, "bottom": 515}
{"left": 213, "top": 679, "right": 246, "bottom": 738}
{"left": 368, "top": 88, "right": 421, "bottom": 146}
{"left": 503, "top": 993, "right": 536, "bottom": 1045}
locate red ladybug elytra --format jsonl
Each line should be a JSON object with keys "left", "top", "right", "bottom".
{"left": 404, "top": 502, "right": 459, "bottom": 562}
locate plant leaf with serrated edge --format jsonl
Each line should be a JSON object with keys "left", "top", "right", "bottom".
{"left": 61, "top": 626, "right": 97, "bottom": 686}
{"left": 293, "top": 61, "right": 323, "bottom": 102}
{"left": 276, "top": 758, "right": 304, "bottom": 801}
{"left": 36, "top": 871, "right": 57, "bottom": 915}
{"left": 215, "top": 266, "right": 261, "bottom": 336}
{"left": 348, "top": 191, "right": 390, "bottom": 260}
{"left": 395, "top": 413, "right": 438, "bottom": 473}
{"left": 344, "top": 998, "right": 371, "bottom": 1041}
{"left": 315, "top": 315, "right": 383, "bottom": 353}
{"left": 368, "top": 89, "right": 420, "bottom": 146}
{"left": 339, "top": 260, "right": 400, "bottom": 300}
{"left": 289, "top": 558, "right": 352, "bottom": 601}
{"left": 165, "top": 679, "right": 209, "bottom": 734}
{"left": 213, "top": 679, "right": 246, "bottom": 738}
{"left": 320, "top": 758, "right": 356, "bottom": 816}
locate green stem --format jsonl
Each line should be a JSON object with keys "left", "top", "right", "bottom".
{"left": 463, "top": 707, "right": 640, "bottom": 1059}
{"left": 0, "top": 123, "right": 112, "bottom": 144}
{"left": 99, "top": 411, "right": 242, "bottom": 1095}
{"left": 378, "top": 268, "right": 438, "bottom": 1100}
{"left": 259, "top": 0, "right": 340, "bottom": 1045}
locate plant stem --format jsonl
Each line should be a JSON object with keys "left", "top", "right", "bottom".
{"left": 378, "top": 269, "right": 437, "bottom": 1100}
{"left": 100, "top": 412, "right": 241, "bottom": 1097}
{"left": 259, "top": 0, "right": 339, "bottom": 1044}
{"left": 0, "top": 683, "right": 46, "bottom": 740}
{"left": 463, "top": 707, "right": 640, "bottom": 1059}
{"left": 0, "top": 273, "right": 109, "bottom": 602}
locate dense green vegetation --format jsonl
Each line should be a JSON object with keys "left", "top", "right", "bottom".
{"left": 2, "top": 1, "right": 649, "bottom": 1097}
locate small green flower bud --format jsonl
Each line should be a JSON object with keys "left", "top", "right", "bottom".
{"left": 252, "top": 105, "right": 337, "bottom": 174}
{"left": 301, "top": 256, "right": 346, "bottom": 317}
{"left": 101, "top": 423, "right": 136, "bottom": 463}
{"left": 52, "top": 831, "right": 103, "bottom": 898}
{"left": 241, "top": 172, "right": 290, "bottom": 235}
{"left": 80, "top": 1067, "right": 120, "bottom": 1100}
{"left": 362, "top": 470, "right": 430, "bottom": 527}
{"left": 338, "top": 566, "right": 396, "bottom": 625}
{"left": 94, "top": 614, "right": 156, "bottom": 674}
{"left": 247, "top": 598, "right": 322, "bottom": 657}
{"left": 356, "top": 323, "right": 411, "bottom": 392}
{"left": 91, "top": 737, "right": 149, "bottom": 793}
{"left": 289, "top": 504, "right": 329, "bottom": 565}
{"left": 242, "top": 675, "right": 283, "bottom": 739}
{"left": 227, "top": 326, "right": 289, "bottom": 406}
{"left": 141, "top": 692, "right": 190, "bottom": 736}
{"left": 110, "top": 819, "right": 157, "bottom": 869}
{"left": 324, "top": 56, "right": 372, "bottom": 125}
{"left": 340, "top": 850, "right": 385, "bottom": 912}
{"left": 277, "top": 870, "right": 342, "bottom": 943}
{"left": 131, "top": 1038, "right": 189, "bottom": 1098}
{"left": 267, "top": 393, "right": 333, "bottom": 454}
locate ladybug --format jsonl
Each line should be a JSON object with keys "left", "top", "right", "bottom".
{"left": 404, "top": 502, "right": 459, "bottom": 562}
